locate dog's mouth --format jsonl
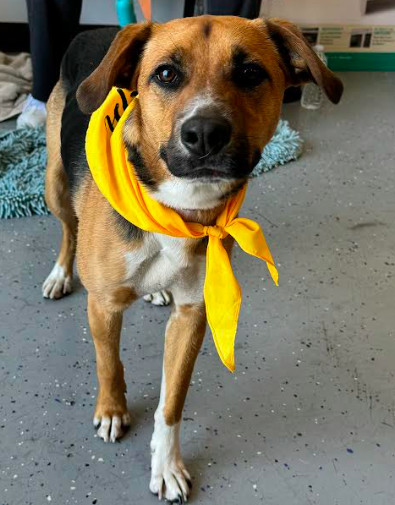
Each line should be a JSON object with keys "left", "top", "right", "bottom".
{"left": 160, "top": 142, "right": 260, "bottom": 182}
{"left": 186, "top": 166, "right": 233, "bottom": 181}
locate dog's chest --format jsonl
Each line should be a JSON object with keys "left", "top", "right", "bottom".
{"left": 123, "top": 232, "right": 202, "bottom": 296}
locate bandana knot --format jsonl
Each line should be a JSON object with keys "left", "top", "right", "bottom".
{"left": 203, "top": 225, "right": 226, "bottom": 240}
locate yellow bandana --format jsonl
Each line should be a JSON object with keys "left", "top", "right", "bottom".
{"left": 86, "top": 87, "right": 278, "bottom": 372}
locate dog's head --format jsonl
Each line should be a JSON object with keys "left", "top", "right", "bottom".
{"left": 77, "top": 16, "right": 343, "bottom": 210}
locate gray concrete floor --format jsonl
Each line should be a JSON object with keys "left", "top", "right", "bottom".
{"left": 1, "top": 73, "right": 395, "bottom": 505}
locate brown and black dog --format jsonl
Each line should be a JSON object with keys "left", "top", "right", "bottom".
{"left": 42, "top": 16, "right": 342, "bottom": 502}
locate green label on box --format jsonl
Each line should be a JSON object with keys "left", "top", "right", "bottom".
{"left": 327, "top": 52, "right": 395, "bottom": 71}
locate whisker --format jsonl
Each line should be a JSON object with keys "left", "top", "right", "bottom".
{"left": 198, "top": 148, "right": 215, "bottom": 160}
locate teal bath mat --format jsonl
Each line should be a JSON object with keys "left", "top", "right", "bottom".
{"left": 0, "top": 127, "right": 48, "bottom": 218}
{"left": 0, "top": 120, "right": 303, "bottom": 219}
{"left": 252, "top": 119, "right": 303, "bottom": 177}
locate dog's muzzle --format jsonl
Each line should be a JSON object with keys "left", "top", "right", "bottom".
{"left": 160, "top": 111, "right": 258, "bottom": 181}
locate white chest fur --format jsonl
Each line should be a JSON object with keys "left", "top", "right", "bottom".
{"left": 123, "top": 232, "right": 205, "bottom": 303}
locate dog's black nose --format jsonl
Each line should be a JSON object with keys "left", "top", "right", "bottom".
{"left": 181, "top": 116, "right": 232, "bottom": 157}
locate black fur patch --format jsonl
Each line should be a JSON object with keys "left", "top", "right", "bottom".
{"left": 232, "top": 46, "right": 249, "bottom": 67}
{"left": 126, "top": 144, "right": 158, "bottom": 190}
{"left": 61, "top": 93, "right": 91, "bottom": 194}
{"left": 60, "top": 28, "right": 121, "bottom": 193}
{"left": 221, "top": 180, "right": 247, "bottom": 201}
{"left": 231, "top": 46, "right": 270, "bottom": 89}
{"left": 59, "top": 28, "right": 148, "bottom": 244}
{"left": 113, "top": 209, "right": 145, "bottom": 242}
{"left": 251, "top": 148, "right": 261, "bottom": 169}
{"left": 203, "top": 21, "right": 212, "bottom": 38}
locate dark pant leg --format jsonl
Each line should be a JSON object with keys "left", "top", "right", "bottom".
{"left": 53, "top": 0, "right": 83, "bottom": 58}
{"left": 26, "top": 0, "right": 55, "bottom": 101}
{"left": 206, "top": 0, "right": 261, "bottom": 18}
{"left": 26, "top": 0, "right": 82, "bottom": 102}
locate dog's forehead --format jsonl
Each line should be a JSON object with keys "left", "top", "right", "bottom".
{"left": 141, "top": 16, "right": 273, "bottom": 66}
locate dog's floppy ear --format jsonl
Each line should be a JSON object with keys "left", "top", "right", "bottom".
{"left": 77, "top": 23, "right": 152, "bottom": 114}
{"left": 266, "top": 18, "right": 343, "bottom": 104}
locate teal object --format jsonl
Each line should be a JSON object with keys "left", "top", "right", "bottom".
{"left": 0, "top": 127, "right": 49, "bottom": 219}
{"left": 116, "top": 0, "right": 137, "bottom": 26}
{"left": 251, "top": 119, "right": 303, "bottom": 176}
{"left": 0, "top": 121, "right": 302, "bottom": 219}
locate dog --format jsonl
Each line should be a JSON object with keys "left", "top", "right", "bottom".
{"left": 42, "top": 15, "right": 343, "bottom": 502}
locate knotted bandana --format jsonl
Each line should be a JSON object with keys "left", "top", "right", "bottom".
{"left": 86, "top": 87, "right": 278, "bottom": 372}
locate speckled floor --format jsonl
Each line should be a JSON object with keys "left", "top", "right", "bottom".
{"left": 1, "top": 73, "right": 395, "bottom": 505}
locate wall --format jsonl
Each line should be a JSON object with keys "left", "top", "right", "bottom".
{"left": 260, "top": 0, "right": 362, "bottom": 24}
{"left": 0, "top": 0, "right": 184, "bottom": 24}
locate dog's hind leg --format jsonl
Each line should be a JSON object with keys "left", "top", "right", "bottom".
{"left": 42, "top": 79, "right": 77, "bottom": 299}
{"left": 143, "top": 290, "right": 171, "bottom": 306}
{"left": 150, "top": 300, "right": 206, "bottom": 502}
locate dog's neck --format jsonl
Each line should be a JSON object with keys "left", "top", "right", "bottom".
{"left": 175, "top": 204, "right": 226, "bottom": 226}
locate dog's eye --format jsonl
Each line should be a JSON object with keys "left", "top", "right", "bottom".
{"left": 233, "top": 63, "right": 268, "bottom": 89}
{"left": 155, "top": 66, "right": 179, "bottom": 85}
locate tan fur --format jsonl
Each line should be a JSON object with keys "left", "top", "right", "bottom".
{"left": 75, "top": 183, "right": 143, "bottom": 297}
{"left": 88, "top": 293, "right": 129, "bottom": 420}
{"left": 44, "top": 79, "right": 77, "bottom": 281}
{"left": 163, "top": 303, "right": 206, "bottom": 425}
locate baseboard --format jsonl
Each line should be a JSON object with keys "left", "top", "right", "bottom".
{"left": 0, "top": 22, "right": 118, "bottom": 53}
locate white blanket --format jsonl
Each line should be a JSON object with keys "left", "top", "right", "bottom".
{"left": 0, "top": 52, "right": 32, "bottom": 122}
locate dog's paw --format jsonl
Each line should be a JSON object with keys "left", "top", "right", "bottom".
{"left": 150, "top": 460, "right": 191, "bottom": 503}
{"left": 150, "top": 438, "right": 191, "bottom": 503}
{"left": 42, "top": 263, "right": 72, "bottom": 299}
{"left": 143, "top": 290, "right": 171, "bottom": 306}
{"left": 93, "top": 409, "right": 131, "bottom": 443}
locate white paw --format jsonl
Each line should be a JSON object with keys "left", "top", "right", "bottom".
{"left": 144, "top": 290, "right": 171, "bottom": 306}
{"left": 150, "top": 455, "right": 191, "bottom": 503}
{"left": 42, "top": 263, "right": 72, "bottom": 299}
{"left": 150, "top": 423, "right": 191, "bottom": 503}
{"left": 93, "top": 412, "right": 131, "bottom": 443}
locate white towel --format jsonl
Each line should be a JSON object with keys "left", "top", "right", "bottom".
{"left": 0, "top": 52, "right": 32, "bottom": 122}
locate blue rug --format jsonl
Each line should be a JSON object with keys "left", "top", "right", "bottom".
{"left": 252, "top": 119, "right": 303, "bottom": 177}
{"left": 0, "top": 120, "right": 303, "bottom": 219}
{"left": 0, "top": 127, "right": 48, "bottom": 218}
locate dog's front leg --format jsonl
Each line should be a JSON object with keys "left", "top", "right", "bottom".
{"left": 150, "top": 301, "right": 206, "bottom": 502}
{"left": 88, "top": 293, "right": 131, "bottom": 442}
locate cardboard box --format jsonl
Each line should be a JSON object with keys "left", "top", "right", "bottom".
{"left": 260, "top": 0, "right": 395, "bottom": 70}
